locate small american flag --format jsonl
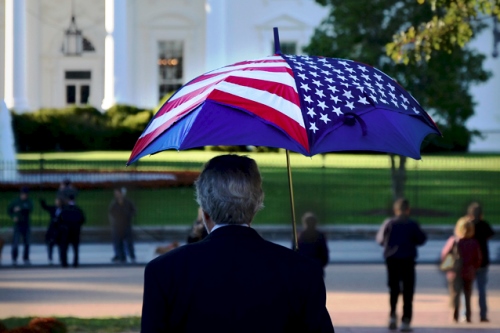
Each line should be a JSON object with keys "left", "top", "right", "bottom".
{"left": 129, "top": 54, "right": 427, "bottom": 162}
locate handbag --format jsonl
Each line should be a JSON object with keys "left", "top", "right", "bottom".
{"left": 440, "top": 239, "right": 461, "bottom": 272}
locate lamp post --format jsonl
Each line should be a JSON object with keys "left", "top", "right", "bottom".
{"left": 62, "top": 16, "right": 82, "bottom": 56}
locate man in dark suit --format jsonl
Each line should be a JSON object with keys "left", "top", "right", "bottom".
{"left": 141, "top": 154, "right": 334, "bottom": 333}
{"left": 57, "top": 195, "right": 85, "bottom": 268}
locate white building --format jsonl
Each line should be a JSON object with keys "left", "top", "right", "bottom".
{"left": 0, "top": 0, "right": 498, "bottom": 152}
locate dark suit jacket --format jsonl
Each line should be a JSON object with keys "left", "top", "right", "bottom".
{"left": 141, "top": 225, "right": 334, "bottom": 333}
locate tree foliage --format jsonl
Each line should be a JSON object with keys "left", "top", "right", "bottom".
{"left": 387, "top": 0, "right": 500, "bottom": 63}
{"left": 305, "top": 0, "right": 491, "bottom": 151}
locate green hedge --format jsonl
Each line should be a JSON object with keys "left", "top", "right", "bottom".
{"left": 12, "top": 105, "right": 153, "bottom": 152}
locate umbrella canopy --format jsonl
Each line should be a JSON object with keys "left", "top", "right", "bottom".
{"left": 127, "top": 28, "right": 441, "bottom": 250}
{"left": 128, "top": 53, "right": 440, "bottom": 165}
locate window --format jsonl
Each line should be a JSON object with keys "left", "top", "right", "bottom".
{"left": 158, "top": 41, "right": 184, "bottom": 101}
{"left": 65, "top": 71, "right": 91, "bottom": 105}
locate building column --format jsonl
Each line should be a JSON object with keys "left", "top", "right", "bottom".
{"left": 102, "top": 0, "right": 130, "bottom": 110}
{"left": 4, "top": 0, "right": 29, "bottom": 112}
{"left": 205, "top": 0, "right": 227, "bottom": 71}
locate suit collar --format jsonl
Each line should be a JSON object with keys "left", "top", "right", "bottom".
{"left": 204, "top": 224, "right": 261, "bottom": 241}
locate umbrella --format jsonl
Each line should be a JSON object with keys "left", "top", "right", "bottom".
{"left": 128, "top": 28, "right": 441, "bottom": 249}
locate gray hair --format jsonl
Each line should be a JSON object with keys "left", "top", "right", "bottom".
{"left": 195, "top": 154, "right": 264, "bottom": 225}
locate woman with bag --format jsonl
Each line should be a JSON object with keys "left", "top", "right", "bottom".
{"left": 441, "top": 217, "right": 482, "bottom": 323}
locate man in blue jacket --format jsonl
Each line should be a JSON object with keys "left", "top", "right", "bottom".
{"left": 7, "top": 187, "right": 33, "bottom": 265}
{"left": 376, "top": 198, "right": 427, "bottom": 332}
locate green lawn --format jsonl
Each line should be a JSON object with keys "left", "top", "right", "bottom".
{"left": 1, "top": 151, "right": 499, "bottom": 227}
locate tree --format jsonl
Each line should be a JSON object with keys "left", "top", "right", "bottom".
{"left": 306, "top": 0, "right": 491, "bottom": 151}
{"left": 305, "top": 0, "right": 491, "bottom": 200}
{"left": 387, "top": 0, "right": 500, "bottom": 64}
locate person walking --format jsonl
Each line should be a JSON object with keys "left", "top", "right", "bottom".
{"left": 108, "top": 187, "right": 136, "bottom": 263}
{"left": 141, "top": 154, "right": 334, "bottom": 333}
{"left": 57, "top": 195, "right": 85, "bottom": 268}
{"left": 376, "top": 198, "right": 427, "bottom": 332}
{"left": 441, "top": 216, "right": 482, "bottom": 323}
{"left": 296, "top": 212, "right": 329, "bottom": 277}
{"left": 467, "top": 202, "right": 495, "bottom": 322}
{"left": 7, "top": 187, "right": 33, "bottom": 265}
{"left": 40, "top": 197, "right": 63, "bottom": 264}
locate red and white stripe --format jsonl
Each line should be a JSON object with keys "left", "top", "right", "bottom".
{"left": 132, "top": 55, "right": 309, "bottom": 157}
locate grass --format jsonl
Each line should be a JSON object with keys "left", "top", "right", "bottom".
{"left": 0, "top": 316, "right": 140, "bottom": 333}
{"left": 1, "top": 151, "right": 499, "bottom": 227}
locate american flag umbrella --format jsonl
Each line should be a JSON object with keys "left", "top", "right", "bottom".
{"left": 128, "top": 28, "right": 440, "bottom": 248}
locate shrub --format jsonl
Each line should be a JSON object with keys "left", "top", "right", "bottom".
{"left": 11, "top": 105, "right": 154, "bottom": 152}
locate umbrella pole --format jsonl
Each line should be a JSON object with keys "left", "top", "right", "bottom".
{"left": 286, "top": 149, "right": 299, "bottom": 251}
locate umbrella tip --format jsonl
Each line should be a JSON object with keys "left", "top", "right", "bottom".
{"left": 273, "top": 27, "right": 281, "bottom": 55}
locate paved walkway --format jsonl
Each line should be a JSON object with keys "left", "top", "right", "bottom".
{"left": 0, "top": 264, "right": 498, "bottom": 333}
{"left": 1, "top": 239, "right": 499, "bottom": 266}
{"left": 1, "top": 240, "right": 499, "bottom": 333}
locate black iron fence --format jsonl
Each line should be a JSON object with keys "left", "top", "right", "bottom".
{"left": 1, "top": 153, "right": 499, "bottom": 229}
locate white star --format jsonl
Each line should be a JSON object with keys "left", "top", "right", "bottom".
{"left": 300, "top": 83, "right": 311, "bottom": 92}
{"left": 340, "top": 82, "right": 350, "bottom": 88}
{"left": 310, "top": 72, "right": 319, "bottom": 78}
{"left": 315, "top": 88, "right": 325, "bottom": 98}
{"left": 338, "top": 60, "right": 350, "bottom": 67}
{"left": 391, "top": 99, "right": 399, "bottom": 107}
{"left": 402, "top": 104, "right": 408, "bottom": 110}
{"left": 387, "top": 84, "right": 396, "bottom": 91}
{"left": 318, "top": 100, "right": 328, "bottom": 110}
{"left": 412, "top": 107, "right": 420, "bottom": 114}
{"left": 332, "top": 68, "right": 342, "bottom": 74}
{"left": 379, "top": 90, "right": 386, "bottom": 97}
{"left": 345, "top": 101, "right": 355, "bottom": 110}
{"left": 321, "top": 70, "right": 331, "bottom": 76}
{"left": 388, "top": 92, "right": 396, "bottom": 99}
{"left": 337, "top": 74, "right": 347, "bottom": 81}
{"left": 343, "top": 90, "right": 353, "bottom": 99}
{"left": 297, "top": 73, "right": 307, "bottom": 80}
{"left": 309, "top": 122, "right": 319, "bottom": 133}
{"left": 327, "top": 85, "right": 338, "bottom": 93}
{"left": 325, "top": 77, "right": 334, "bottom": 83}
{"left": 310, "top": 65, "right": 319, "bottom": 70}
{"left": 332, "top": 106, "right": 343, "bottom": 116}
{"left": 380, "top": 98, "right": 388, "bottom": 104}
{"left": 369, "top": 94, "right": 378, "bottom": 103}
{"left": 312, "top": 79, "right": 323, "bottom": 87}
{"left": 374, "top": 73, "right": 383, "bottom": 81}
{"left": 361, "top": 74, "right": 371, "bottom": 81}
{"left": 365, "top": 82, "right": 373, "bottom": 88}
{"left": 355, "top": 86, "right": 365, "bottom": 93}
{"left": 368, "top": 87, "right": 376, "bottom": 94}
{"left": 307, "top": 107, "right": 316, "bottom": 118}
{"left": 318, "top": 58, "right": 327, "bottom": 63}
{"left": 304, "top": 95, "right": 313, "bottom": 103}
{"left": 349, "top": 74, "right": 359, "bottom": 81}
{"left": 324, "top": 63, "right": 333, "bottom": 68}
{"left": 295, "top": 66, "right": 305, "bottom": 72}
{"left": 357, "top": 65, "right": 368, "bottom": 72}
{"left": 320, "top": 113, "right": 331, "bottom": 124}
{"left": 400, "top": 94, "right": 409, "bottom": 104}
{"left": 330, "top": 95, "right": 340, "bottom": 103}
{"left": 358, "top": 96, "right": 370, "bottom": 105}
{"left": 345, "top": 67, "right": 355, "bottom": 73}
{"left": 375, "top": 82, "right": 384, "bottom": 90}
